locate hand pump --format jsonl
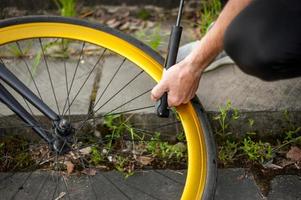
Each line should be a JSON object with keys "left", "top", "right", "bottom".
{"left": 156, "top": 0, "right": 185, "bottom": 118}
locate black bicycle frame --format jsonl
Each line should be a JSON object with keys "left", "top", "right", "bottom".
{"left": 0, "top": 62, "right": 60, "bottom": 143}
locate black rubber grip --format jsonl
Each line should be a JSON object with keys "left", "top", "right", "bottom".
{"left": 156, "top": 25, "right": 182, "bottom": 118}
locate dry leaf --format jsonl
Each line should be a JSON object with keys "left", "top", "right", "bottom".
{"left": 94, "top": 130, "right": 101, "bottom": 138}
{"left": 64, "top": 161, "right": 74, "bottom": 175}
{"left": 120, "top": 11, "right": 130, "bottom": 18}
{"left": 106, "top": 18, "right": 121, "bottom": 28}
{"left": 136, "top": 156, "right": 154, "bottom": 166}
{"left": 54, "top": 192, "right": 66, "bottom": 200}
{"left": 263, "top": 163, "right": 283, "bottom": 169}
{"left": 95, "top": 165, "right": 109, "bottom": 170}
{"left": 79, "top": 10, "right": 94, "bottom": 18}
{"left": 79, "top": 147, "right": 92, "bottom": 155}
{"left": 286, "top": 146, "right": 301, "bottom": 162}
{"left": 82, "top": 168, "right": 97, "bottom": 176}
{"left": 120, "top": 21, "right": 130, "bottom": 30}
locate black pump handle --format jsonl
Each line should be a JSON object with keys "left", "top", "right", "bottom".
{"left": 156, "top": 0, "right": 184, "bottom": 118}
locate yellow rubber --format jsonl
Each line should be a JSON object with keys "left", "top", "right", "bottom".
{"left": 0, "top": 21, "right": 207, "bottom": 200}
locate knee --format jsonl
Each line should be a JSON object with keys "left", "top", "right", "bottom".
{"left": 224, "top": 23, "right": 276, "bottom": 81}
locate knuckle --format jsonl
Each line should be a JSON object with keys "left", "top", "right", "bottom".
{"left": 168, "top": 96, "right": 176, "bottom": 107}
{"left": 170, "top": 97, "right": 181, "bottom": 106}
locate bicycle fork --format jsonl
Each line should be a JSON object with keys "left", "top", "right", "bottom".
{"left": 0, "top": 62, "right": 71, "bottom": 153}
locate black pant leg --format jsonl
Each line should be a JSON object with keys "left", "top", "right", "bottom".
{"left": 224, "top": 0, "right": 301, "bottom": 81}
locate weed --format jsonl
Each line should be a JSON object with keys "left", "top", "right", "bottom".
{"left": 30, "top": 39, "right": 70, "bottom": 83}
{"left": 248, "top": 119, "right": 255, "bottom": 128}
{"left": 134, "top": 24, "right": 164, "bottom": 51}
{"left": 213, "top": 100, "right": 239, "bottom": 138}
{"left": 283, "top": 109, "right": 295, "bottom": 130}
{"left": 91, "top": 146, "right": 103, "bottom": 165}
{"left": 6, "top": 42, "right": 32, "bottom": 58}
{"left": 213, "top": 101, "right": 277, "bottom": 165}
{"left": 0, "top": 136, "right": 34, "bottom": 172}
{"left": 146, "top": 132, "right": 161, "bottom": 155}
{"left": 103, "top": 114, "right": 127, "bottom": 151}
{"left": 146, "top": 132, "right": 187, "bottom": 161}
{"left": 54, "top": 0, "right": 77, "bottom": 17}
{"left": 284, "top": 127, "right": 301, "bottom": 142}
{"left": 169, "top": 142, "right": 187, "bottom": 161}
{"left": 282, "top": 110, "right": 301, "bottom": 142}
{"left": 200, "top": 0, "right": 222, "bottom": 35}
{"left": 136, "top": 8, "right": 151, "bottom": 20}
{"left": 176, "top": 131, "right": 186, "bottom": 142}
{"left": 218, "top": 140, "right": 238, "bottom": 164}
{"left": 114, "top": 155, "right": 134, "bottom": 178}
{"left": 246, "top": 118, "right": 257, "bottom": 136}
{"left": 241, "top": 137, "right": 272, "bottom": 163}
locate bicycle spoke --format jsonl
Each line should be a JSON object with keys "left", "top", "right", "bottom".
{"left": 15, "top": 41, "right": 43, "bottom": 101}
{"left": 51, "top": 140, "right": 68, "bottom": 200}
{"left": 63, "top": 60, "right": 71, "bottom": 121}
{"left": 38, "top": 38, "right": 61, "bottom": 116}
{"left": 92, "top": 57, "right": 126, "bottom": 109}
{"left": 104, "top": 105, "right": 154, "bottom": 117}
{"left": 63, "top": 48, "right": 107, "bottom": 116}
{"left": 58, "top": 153, "right": 71, "bottom": 200}
{"left": 70, "top": 139, "right": 98, "bottom": 199}
{"left": 94, "top": 70, "right": 144, "bottom": 113}
{"left": 105, "top": 89, "right": 152, "bottom": 115}
{"left": 61, "top": 42, "right": 86, "bottom": 115}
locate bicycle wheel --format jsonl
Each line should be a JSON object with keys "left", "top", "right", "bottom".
{"left": 0, "top": 16, "right": 217, "bottom": 200}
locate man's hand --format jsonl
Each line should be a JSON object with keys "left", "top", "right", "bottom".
{"left": 151, "top": 0, "right": 252, "bottom": 107}
{"left": 151, "top": 58, "right": 202, "bottom": 107}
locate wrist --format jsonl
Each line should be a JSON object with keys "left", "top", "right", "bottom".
{"left": 183, "top": 52, "right": 206, "bottom": 75}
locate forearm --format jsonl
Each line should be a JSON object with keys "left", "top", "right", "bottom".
{"left": 186, "top": 0, "right": 252, "bottom": 73}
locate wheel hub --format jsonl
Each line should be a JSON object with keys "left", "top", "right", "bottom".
{"left": 52, "top": 119, "right": 75, "bottom": 154}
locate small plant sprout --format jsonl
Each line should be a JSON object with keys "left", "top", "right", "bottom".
{"left": 91, "top": 146, "right": 103, "bottom": 165}
{"left": 176, "top": 131, "right": 186, "bottom": 142}
{"left": 218, "top": 140, "right": 238, "bottom": 164}
{"left": 135, "top": 24, "right": 165, "bottom": 51}
{"left": 248, "top": 119, "right": 255, "bottom": 128}
{"left": 200, "top": 0, "right": 222, "bottom": 35}
{"left": 241, "top": 137, "right": 273, "bottom": 163}
{"left": 213, "top": 100, "right": 239, "bottom": 137}
{"left": 54, "top": 0, "right": 77, "bottom": 17}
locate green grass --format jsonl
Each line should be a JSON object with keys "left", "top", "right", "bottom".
{"left": 53, "top": 0, "right": 77, "bottom": 17}
{"left": 200, "top": 0, "right": 222, "bottom": 35}
{"left": 134, "top": 24, "right": 164, "bottom": 51}
{"left": 136, "top": 8, "right": 152, "bottom": 20}
{"left": 214, "top": 101, "right": 301, "bottom": 165}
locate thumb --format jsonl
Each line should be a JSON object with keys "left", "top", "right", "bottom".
{"left": 151, "top": 80, "right": 168, "bottom": 101}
